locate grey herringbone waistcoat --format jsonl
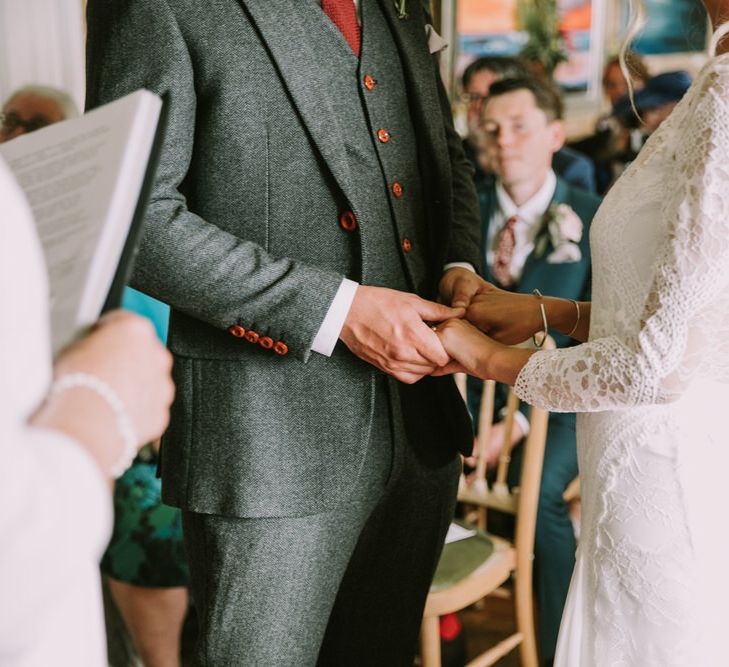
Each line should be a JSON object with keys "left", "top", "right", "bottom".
{"left": 306, "top": 0, "right": 428, "bottom": 291}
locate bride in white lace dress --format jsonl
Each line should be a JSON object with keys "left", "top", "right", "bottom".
{"left": 436, "top": 12, "right": 729, "bottom": 667}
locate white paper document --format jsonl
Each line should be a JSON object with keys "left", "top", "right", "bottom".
{"left": 0, "top": 90, "right": 162, "bottom": 353}
{"left": 445, "top": 522, "right": 477, "bottom": 544}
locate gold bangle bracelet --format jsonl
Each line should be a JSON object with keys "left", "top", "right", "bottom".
{"left": 532, "top": 289, "right": 548, "bottom": 348}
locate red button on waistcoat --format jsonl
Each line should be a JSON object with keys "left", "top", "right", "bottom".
{"left": 377, "top": 128, "right": 391, "bottom": 143}
{"left": 402, "top": 238, "right": 412, "bottom": 253}
{"left": 392, "top": 182, "right": 403, "bottom": 198}
{"left": 245, "top": 330, "right": 260, "bottom": 344}
{"left": 273, "top": 341, "right": 289, "bottom": 356}
{"left": 229, "top": 325, "right": 246, "bottom": 338}
{"left": 363, "top": 74, "right": 376, "bottom": 91}
{"left": 339, "top": 210, "right": 357, "bottom": 232}
{"left": 259, "top": 336, "right": 274, "bottom": 350}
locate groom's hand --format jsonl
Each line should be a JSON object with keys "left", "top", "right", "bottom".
{"left": 340, "top": 286, "right": 464, "bottom": 384}
{"left": 439, "top": 267, "right": 489, "bottom": 309}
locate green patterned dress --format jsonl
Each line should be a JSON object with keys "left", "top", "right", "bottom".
{"left": 100, "top": 289, "right": 188, "bottom": 587}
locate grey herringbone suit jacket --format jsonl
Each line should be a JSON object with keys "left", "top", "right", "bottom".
{"left": 86, "top": 0, "right": 482, "bottom": 518}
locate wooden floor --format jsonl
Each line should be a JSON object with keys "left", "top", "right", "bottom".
{"left": 461, "top": 595, "right": 521, "bottom": 667}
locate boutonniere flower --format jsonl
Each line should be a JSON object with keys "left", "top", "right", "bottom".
{"left": 533, "top": 203, "right": 583, "bottom": 263}
{"left": 394, "top": 0, "right": 408, "bottom": 19}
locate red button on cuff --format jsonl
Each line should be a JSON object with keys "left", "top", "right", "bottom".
{"left": 273, "top": 341, "right": 289, "bottom": 356}
{"left": 229, "top": 325, "right": 246, "bottom": 338}
{"left": 259, "top": 336, "right": 274, "bottom": 350}
{"left": 245, "top": 330, "right": 260, "bottom": 344}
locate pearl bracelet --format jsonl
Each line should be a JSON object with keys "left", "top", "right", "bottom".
{"left": 49, "top": 372, "right": 137, "bottom": 478}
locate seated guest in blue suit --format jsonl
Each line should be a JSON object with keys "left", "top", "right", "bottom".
{"left": 468, "top": 74, "right": 601, "bottom": 666}
{"left": 461, "top": 57, "right": 597, "bottom": 194}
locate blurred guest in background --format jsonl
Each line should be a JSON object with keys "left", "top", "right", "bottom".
{"left": 461, "top": 56, "right": 530, "bottom": 185}
{"left": 469, "top": 74, "right": 601, "bottom": 665}
{"left": 612, "top": 70, "right": 693, "bottom": 138}
{"left": 602, "top": 52, "right": 650, "bottom": 106}
{"left": 461, "top": 57, "right": 597, "bottom": 193}
{"left": 0, "top": 85, "right": 77, "bottom": 142}
{"left": 570, "top": 52, "right": 651, "bottom": 193}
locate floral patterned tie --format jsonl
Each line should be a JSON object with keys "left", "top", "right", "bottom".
{"left": 322, "top": 0, "right": 361, "bottom": 57}
{"left": 492, "top": 216, "right": 519, "bottom": 287}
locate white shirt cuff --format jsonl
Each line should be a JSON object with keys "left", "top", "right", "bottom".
{"left": 311, "top": 278, "right": 359, "bottom": 357}
{"left": 443, "top": 262, "right": 476, "bottom": 273}
{"left": 499, "top": 407, "right": 531, "bottom": 438}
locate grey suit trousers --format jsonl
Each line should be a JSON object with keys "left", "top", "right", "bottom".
{"left": 182, "top": 378, "right": 461, "bottom": 666}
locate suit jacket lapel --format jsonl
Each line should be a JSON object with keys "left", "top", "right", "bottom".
{"left": 240, "top": 0, "right": 355, "bottom": 201}
{"left": 520, "top": 177, "right": 569, "bottom": 286}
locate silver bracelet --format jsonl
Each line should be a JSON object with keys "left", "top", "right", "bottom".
{"left": 49, "top": 372, "right": 137, "bottom": 478}
{"left": 565, "top": 299, "right": 581, "bottom": 338}
{"left": 532, "top": 289, "right": 549, "bottom": 348}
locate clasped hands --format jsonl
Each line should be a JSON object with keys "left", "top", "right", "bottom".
{"left": 340, "top": 268, "right": 541, "bottom": 384}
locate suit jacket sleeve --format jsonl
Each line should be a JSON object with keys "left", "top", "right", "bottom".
{"left": 85, "top": 0, "right": 343, "bottom": 362}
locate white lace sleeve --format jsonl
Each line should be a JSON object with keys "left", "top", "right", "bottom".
{"left": 515, "top": 68, "right": 729, "bottom": 412}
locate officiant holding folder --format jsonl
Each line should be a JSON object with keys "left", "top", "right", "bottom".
{"left": 87, "top": 1, "right": 485, "bottom": 663}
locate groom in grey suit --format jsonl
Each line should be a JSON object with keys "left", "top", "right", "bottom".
{"left": 87, "top": 0, "right": 484, "bottom": 664}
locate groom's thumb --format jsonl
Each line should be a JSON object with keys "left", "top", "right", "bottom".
{"left": 415, "top": 298, "right": 465, "bottom": 322}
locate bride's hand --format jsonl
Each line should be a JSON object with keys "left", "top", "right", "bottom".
{"left": 466, "top": 284, "right": 543, "bottom": 344}
{"left": 431, "top": 318, "right": 503, "bottom": 379}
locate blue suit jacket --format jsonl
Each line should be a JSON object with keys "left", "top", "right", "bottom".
{"left": 552, "top": 147, "right": 596, "bottom": 195}
{"left": 468, "top": 176, "right": 601, "bottom": 428}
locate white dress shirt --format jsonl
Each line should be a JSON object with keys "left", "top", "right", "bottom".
{"left": 487, "top": 170, "right": 557, "bottom": 285}
{"left": 0, "top": 156, "right": 111, "bottom": 667}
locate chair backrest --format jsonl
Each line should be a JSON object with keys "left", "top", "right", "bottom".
{"left": 457, "top": 337, "right": 554, "bottom": 557}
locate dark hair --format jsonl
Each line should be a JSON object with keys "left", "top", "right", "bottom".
{"left": 461, "top": 56, "right": 530, "bottom": 90}
{"left": 484, "top": 75, "right": 564, "bottom": 121}
{"left": 603, "top": 51, "right": 650, "bottom": 85}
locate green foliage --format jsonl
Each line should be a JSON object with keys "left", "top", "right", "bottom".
{"left": 517, "top": 0, "right": 568, "bottom": 76}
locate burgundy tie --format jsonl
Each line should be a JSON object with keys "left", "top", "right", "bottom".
{"left": 492, "top": 216, "right": 518, "bottom": 287}
{"left": 322, "top": 0, "right": 361, "bottom": 57}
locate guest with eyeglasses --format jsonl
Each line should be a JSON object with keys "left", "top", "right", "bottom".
{"left": 460, "top": 56, "right": 597, "bottom": 194}
{"left": 0, "top": 85, "right": 78, "bottom": 142}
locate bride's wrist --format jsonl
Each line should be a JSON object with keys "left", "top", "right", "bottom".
{"left": 485, "top": 344, "right": 534, "bottom": 385}
{"left": 543, "top": 297, "right": 579, "bottom": 336}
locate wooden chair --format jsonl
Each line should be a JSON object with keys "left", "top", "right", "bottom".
{"left": 420, "top": 337, "right": 554, "bottom": 667}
